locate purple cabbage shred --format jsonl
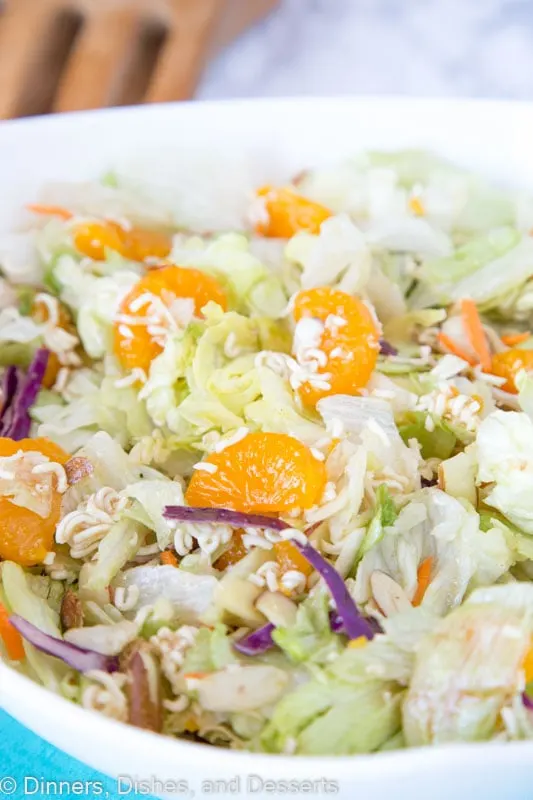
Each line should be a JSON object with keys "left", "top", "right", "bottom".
{"left": 163, "top": 505, "right": 287, "bottom": 531}
{"left": 9, "top": 615, "right": 119, "bottom": 673}
{"left": 379, "top": 339, "right": 398, "bottom": 357}
{"left": 0, "top": 348, "right": 49, "bottom": 440}
{"left": 234, "top": 623, "right": 276, "bottom": 656}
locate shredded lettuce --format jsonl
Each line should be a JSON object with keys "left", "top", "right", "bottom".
{"left": 245, "top": 367, "right": 325, "bottom": 446}
{"left": 285, "top": 214, "right": 371, "bottom": 294}
{"left": 403, "top": 584, "right": 533, "bottom": 745}
{"left": 420, "top": 227, "right": 520, "bottom": 285}
{"left": 476, "top": 410, "right": 533, "bottom": 534}
{"left": 122, "top": 565, "right": 218, "bottom": 624}
{"left": 398, "top": 411, "right": 458, "bottom": 460}
{"left": 181, "top": 625, "right": 237, "bottom": 674}
{"left": 262, "top": 673, "right": 402, "bottom": 755}
{"left": 353, "top": 490, "right": 513, "bottom": 616}
{"left": 122, "top": 478, "right": 184, "bottom": 550}
{"left": 79, "top": 519, "right": 148, "bottom": 604}
{"left": 170, "top": 234, "right": 287, "bottom": 318}
{"left": 272, "top": 589, "right": 342, "bottom": 665}
{"left": 1, "top": 561, "right": 68, "bottom": 690}
{"left": 413, "top": 237, "right": 533, "bottom": 310}
{"left": 359, "top": 485, "right": 397, "bottom": 558}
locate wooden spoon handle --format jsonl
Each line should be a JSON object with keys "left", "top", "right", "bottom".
{"left": 144, "top": 0, "right": 224, "bottom": 103}
{"left": 0, "top": 0, "right": 280, "bottom": 118}
{"left": 53, "top": 7, "right": 142, "bottom": 112}
{"left": 0, "top": 0, "right": 58, "bottom": 118}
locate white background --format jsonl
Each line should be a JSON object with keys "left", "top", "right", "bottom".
{"left": 199, "top": 0, "right": 533, "bottom": 100}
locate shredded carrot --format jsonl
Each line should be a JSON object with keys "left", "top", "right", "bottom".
{"left": 26, "top": 204, "right": 73, "bottom": 221}
{"left": 0, "top": 603, "right": 25, "bottom": 661}
{"left": 502, "top": 332, "right": 531, "bottom": 347}
{"left": 408, "top": 196, "right": 425, "bottom": 216}
{"left": 183, "top": 672, "right": 207, "bottom": 680}
{"left": 437, "top": 332, "right": 476, "bottom": 366}
{"left": 412, "top": 557, "right": 433, "bottom": 607}
{"left": 460, "top": 298, "right": 492, "bottom": 372}
{"left": 160, "top": 550, "right": 178, "bottom": 567}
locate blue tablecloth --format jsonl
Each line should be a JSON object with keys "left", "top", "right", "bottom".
{"left": 0, "top": 710, "right": 157, "bottom": 799}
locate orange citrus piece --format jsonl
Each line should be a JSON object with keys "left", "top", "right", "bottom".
{"left": 73, "top": 221, "right": 171, "bottom": 262}
{"left": 185, "top": 432, "right": 326, "bottom": 515}
{"left": 292, "top": 286, "right": 380, "bottom": 405}
{"left": 491, "top": 349, "right": 533, "bottom": 393}
{"left": 0, "top": 437, "right": 70, "bottom": 566}
{"left": 113, "top": 265, "right": 227, "bottom": 373}
{"left": 41, "top": 352, "right": 61, "bottom": 389}
{"left": 214, "top": 529, "right": 247, "bottom": 571}
{"left": 0, "top": 603, "right": 25, "bottom": 660}
{"left": 274, "top": 539, "right": 313, "bottom": 581}
{"left": 255, "top": 186, "right": 332, "bottom": 238}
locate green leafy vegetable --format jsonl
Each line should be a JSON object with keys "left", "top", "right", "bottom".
{"left": 398, "top": 411, "right": 457, "bottom": 459}
{"left": 272, "top": 589, "right": 342, "bottom": 665}
{"left": 359, "top": 485, "right": 398, "bottom": 558}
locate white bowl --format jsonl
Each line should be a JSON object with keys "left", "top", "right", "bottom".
{"left": 1, "top": 97, "right": 533, "bottom": 800}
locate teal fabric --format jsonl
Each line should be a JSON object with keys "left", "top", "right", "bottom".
{"left": 0, "top": 711, "right": 157, "bottom": 799}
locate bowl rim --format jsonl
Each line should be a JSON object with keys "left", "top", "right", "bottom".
{"left": 3, "top": 658, "right": 533, "bottom": 776}
{"left": 2, "top": 92, "right": 533, "bottom": 131}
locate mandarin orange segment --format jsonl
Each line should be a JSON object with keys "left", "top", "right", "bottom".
{"left": 42, "top": 351, "right": 61, "bottom": 389}
{"left": 73, "top": 221, "right": 171, "bottom": 262}
{"left": 274, "top": 540, "right": 313, "bottom": 580}
{"left": 120, "top": 227, "right": 172, "bottom": 263}
{"left": 185, "top": 432, "right": 326, "bottom": 515}
{"left": 255, "top": 186, "right": 332, "bottom": 238}
{"left": 214, "top": 529, "right": 247, "bottom": 571}
{"left": 292, "top": 286, "right": 380, "bottom": 405}
{"left": 31, "top": 297, "right": 72, "bottom": 330}
{"left": 73, "top": 222, "right": 125, "bottom": 261}
{"left": 490, "top": 349, "right": 533, "bottom": 394}
{"left": 0, "top": 437, "right": 70, "bottom": 566}
{"left": 113, "top": 265, "right": 227, "bottom": 373}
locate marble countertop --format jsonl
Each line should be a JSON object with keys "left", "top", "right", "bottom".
{"left": 199, "top": 0, "right": 533, "bottom": 101}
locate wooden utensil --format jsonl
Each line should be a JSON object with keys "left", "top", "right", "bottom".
{"left": 0, "top": 0, "right": 278, "bottom": 119}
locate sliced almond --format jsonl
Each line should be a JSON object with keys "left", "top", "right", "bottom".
{"left": 64, "top": 620, "right": 138, "bottom": 655}
{"left": 195, "top": 665, "right": 289, "bottom": 713}
{"left": 60, "top": 587, "right": 83, "bottom": 630}
{"left": 370, "top": 570, "right": 412, "bottom": 617}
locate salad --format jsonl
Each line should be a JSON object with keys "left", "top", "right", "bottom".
{"left": 2, "top": 150, "right": 533, "bottom": 755}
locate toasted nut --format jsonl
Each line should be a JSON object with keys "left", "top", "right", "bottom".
{"left": 370, "top": 570, "right": 412, "bottom": 617}
{"left": 64, "top": 456, "right": 94, "bottom": 486}
{"left": 60, "top": 588, "right": 83, "bottom": 630}
{"left": 121, "top": 640, "right": 162, "bottom": 733}
{"left": 255, "top": 591, "right": 298, "bottom": 627}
